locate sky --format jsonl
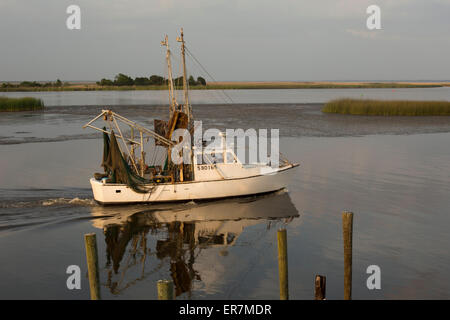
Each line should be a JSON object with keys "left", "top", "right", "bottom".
{"left": 0, "top": 0, "right": 449, "bottom": 81}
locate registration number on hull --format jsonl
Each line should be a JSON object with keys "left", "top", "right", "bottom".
{"left": 197, "top": 164, "right": 216, "bottom": 170}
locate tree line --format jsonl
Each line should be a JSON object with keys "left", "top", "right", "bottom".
{"left": 97, "top": 73, "right": 207, "bottom": 86}
{"left": 1, "top": 79, "right": 68, "bottom": 88}
{"left": 0, "top": 74, "right": 207, "bottom": 88}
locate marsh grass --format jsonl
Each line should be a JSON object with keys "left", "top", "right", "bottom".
{"left": 322, "top": 98, "right": 450, "bottom": 116}
{"left": 0, "top": 96, "right": 44, "bottom": 112}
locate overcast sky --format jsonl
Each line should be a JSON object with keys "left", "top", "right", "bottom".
{"left": 0, "top": 0, "right": 449, "bottom": 81}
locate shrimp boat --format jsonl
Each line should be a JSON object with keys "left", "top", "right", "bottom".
{"left": 83, "top": 29, "right": 299, "bottom": 205}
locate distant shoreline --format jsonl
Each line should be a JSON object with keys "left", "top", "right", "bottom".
{"left": 1, "top": 81, "right": 449, "bottom": 92}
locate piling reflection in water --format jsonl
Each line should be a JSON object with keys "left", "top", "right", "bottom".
{"left": 89, "top": 191, "right": 299, "bottom": 297}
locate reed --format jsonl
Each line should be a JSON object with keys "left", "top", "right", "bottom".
{"left": 0, "top": 96, "right": 44, "bottom": 112}
{"left": 322, "top": 98, "right": 450, "bottom": 116}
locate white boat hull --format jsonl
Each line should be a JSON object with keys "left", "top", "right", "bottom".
{"left": 90, "top": 164, "right": 298, "bottom": 204}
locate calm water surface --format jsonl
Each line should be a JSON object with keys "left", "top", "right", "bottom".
{"left": 2, "top": 87, "right": 450, "bottom": 106}
{"left": 0, "top": 89, "right": 449, "bottom": 299}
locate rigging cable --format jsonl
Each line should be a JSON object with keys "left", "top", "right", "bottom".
{"left": 185, "top": 53, "right": 226, "bottom": 105}
{"left": 185, "top": 46, "right": 235, "bottom": 104}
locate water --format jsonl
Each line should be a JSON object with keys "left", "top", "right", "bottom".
{"left": 2, "top": 87, "right": 450, "bottom": 106}
{"left": 0, "top": 88, "right": 449, "bottom": 299}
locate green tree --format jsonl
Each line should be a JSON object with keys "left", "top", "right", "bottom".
{"left": 20, "top": 81, "right": 41, "bottom": 87}
{"left": 173, "top": 76, "right": 184, "bottom": 87}
{"left": 135, "top": 77, "right": 151, "bottom": 86}
{"left": 197, "top": 76, "right": 206, "bottom": 86}
{"left": 188, "top": 75, "right": 197, "bottom": 86}
{"left": 149, "top": 75, "right": 165, "bottom": 85}
{"left": 55, "top": 79, "right": 62, "bottom": 87}
{"left": 114, "top": 73, "right": 134, "bottom": 86}
{"left": 99, "top": 78, "right": 114, "bottom": 86}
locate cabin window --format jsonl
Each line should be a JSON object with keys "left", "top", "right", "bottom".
{"left": 226, "top": 152, "right": 236, "bottom": 163}
{"left": 196, "top": 154, "right": 203, "bottom": 165}
{"left": 214, "top": 153, "right": 224, "bottom": 163}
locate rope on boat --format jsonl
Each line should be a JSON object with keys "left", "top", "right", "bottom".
{"left": 185, "top": 46, "right": 235, "bottom": 104}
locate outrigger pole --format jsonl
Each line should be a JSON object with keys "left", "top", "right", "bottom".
{"left": 83, "top": 110, "right": 175, "bottom": 177}
{"left": 83, "top": 110, "right": 174, "bottom": 146}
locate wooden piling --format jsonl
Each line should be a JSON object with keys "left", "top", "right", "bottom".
{"left": 157, "top": 280, "right": 174, "bottom": 300}
{"left": 84, "top": 233, "right": 101, "bottom": 300}
{"left": 314, "top": 275, "right": 326, "bottom": 300}
{"left": 342, "top": 211, "right": 353, "bottom": 300}
{"left": 277, "top": 228, "right": 289, "bottom": 300}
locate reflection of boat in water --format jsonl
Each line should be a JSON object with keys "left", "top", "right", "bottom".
{"left": 90, "top": 191, "right": 299, "bottom": 297}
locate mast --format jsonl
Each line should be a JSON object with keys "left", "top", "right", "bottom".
{"left": 177, "top": 28, "right": 195, "bottom": 182}
{"left": 176, "top": 28, "right": 192, "bottom": 125}
{"left": 161, "top": 35, "right": 177, "bottom": 118}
